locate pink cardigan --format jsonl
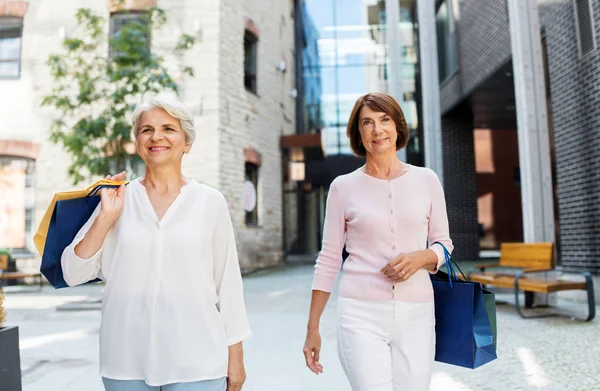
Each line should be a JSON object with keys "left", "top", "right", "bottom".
{"left": 312, "top": 165, "right": 454, "bottom": 302}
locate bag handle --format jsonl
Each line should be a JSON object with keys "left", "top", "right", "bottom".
{"left": 431, "top": 241, "right": 468, "bottom": 287}
{"left": 84, "top": 179, "right": 128, "bottom": 194}
{"left": 86, "top": 183, "right": 126, "bottom": 198}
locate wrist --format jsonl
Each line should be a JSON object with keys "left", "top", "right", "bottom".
{"left": 97, "top": 211, "right": 118, "bottom": 226}
{"left": 307, "top": 323, "right": 319, "bottom": 332}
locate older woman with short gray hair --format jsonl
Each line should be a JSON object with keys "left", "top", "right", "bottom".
{"left": 61, "top": 93, "right": 251, "bottom": 391}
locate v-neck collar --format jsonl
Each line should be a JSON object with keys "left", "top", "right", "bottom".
{"left": 132, "top": 177, "right": 194, "bottom": 224}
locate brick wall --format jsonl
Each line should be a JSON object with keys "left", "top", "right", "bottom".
{"left": 440, "top": 0, "right": 512, "bottom": 114}
{"left": 538, "top": 0, "right": 600, "bottom": 273}
{"left": 441, "top": 111, "right": 480, "bottom": 261}
{"left": 0, "top": 0, "right": 295, "bottom": 271}
{"left": 217, "top": 0, "right": 295, "bottom": 270}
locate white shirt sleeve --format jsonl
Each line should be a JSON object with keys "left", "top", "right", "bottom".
{"left": 60, "top": 204, "right": 104, "bottom": 287}
{"left": 212, "top": 194, "right": 252, "bottom": 346}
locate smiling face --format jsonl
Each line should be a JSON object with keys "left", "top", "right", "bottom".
{"left": 136, "top": 107, "right": 191, "bottom": 167}
{"left": 357, "top": 105, "right": 398, "bottom": 157}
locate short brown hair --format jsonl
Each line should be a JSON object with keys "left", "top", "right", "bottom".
{"left": 346, "top": 92, "right": 409, "bottom": 157}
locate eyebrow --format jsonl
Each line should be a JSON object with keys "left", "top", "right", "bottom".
{"left": 359, "top": 113, "right": 389, "bottom": 121}
{"left": 139, "top": 123, "right": 180, "bottom": 129}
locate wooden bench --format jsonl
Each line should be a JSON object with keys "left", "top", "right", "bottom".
{"left": 0, "top": 253, "right": 44, "bottom": 291}
{"left": 469, "top": 242, "right": 595, "bottom": 321}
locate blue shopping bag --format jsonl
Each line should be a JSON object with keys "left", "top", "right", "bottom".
{"left": 430, "top": 242, "right": 497, "bottom": 369}
{"left": 40, "top": 184, "right": 119, "bottom": 289}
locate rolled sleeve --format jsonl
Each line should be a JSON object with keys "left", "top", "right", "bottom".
{"left": 426, "top": 170, "right": 453, "bottom": 273}
{"left": 312, "top": 180, "right": 345, "bottom": 292}
{"left": 61, "top": 204, "right": 104, "bottom": 287}
{"left": 213, "top": 194, "right": 251, "bottom": 346}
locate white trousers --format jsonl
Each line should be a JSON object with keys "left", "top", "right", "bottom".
{"left": 336, "top": 297, "right": 436, "bottom": 391}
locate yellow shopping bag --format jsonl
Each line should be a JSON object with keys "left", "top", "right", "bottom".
{"left": 33, "top": 179, "right": 128, "bottom": 257}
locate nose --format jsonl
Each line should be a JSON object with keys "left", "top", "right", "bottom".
{"left": 150, "top": 129, "right": 164, "bottom": 141}
{"left": 372, "top": 121, "right": 383, "bottom": 135}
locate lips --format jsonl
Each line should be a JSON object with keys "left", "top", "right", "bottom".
{"left": 149, "top": 146, "right": 169, "bottom": 152}
{"left": 372, "top": 138, "right": 388, "bottom": 145}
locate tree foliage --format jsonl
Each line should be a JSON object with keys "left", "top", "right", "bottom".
{"left": 42, "top": 6, "right": 195, "bottom": 184}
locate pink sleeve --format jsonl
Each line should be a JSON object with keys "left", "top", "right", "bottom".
{"left": 426, "top": 171, "right": 453, "bottom": 273}
{"left": 312, "top": 180, "right": 345, "bottom": 292}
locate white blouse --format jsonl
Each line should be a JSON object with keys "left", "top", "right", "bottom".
{"left": 61, "top": 178, "right": 251, "bottom": 386}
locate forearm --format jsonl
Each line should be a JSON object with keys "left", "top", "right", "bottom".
{"left": 74, "top": 213, "right": 114, "bottom": 259}
{"left": 307, "top": 290, "right": 331, "bottom": 331}
{"left": 228, "top": 342, "right": 244, "bottom": 365}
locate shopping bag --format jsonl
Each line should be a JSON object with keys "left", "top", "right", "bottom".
{"left": 430, "top": 242, "right": 497, "bottom": 369}
{"left": 34, "top": 180, "right": 126, "bottom": 288}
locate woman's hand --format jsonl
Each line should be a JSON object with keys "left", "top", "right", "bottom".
{"left": 227, "top": 343, "right": 246, "bottom": 391}
{"left": 99, "top": 172, "right": 126, "bottom": 223}
{"left": 303, "top": 327, "right": 324, "bottom": 375}
{"left": 381, "top": 250, "right": 437, "bottom": 282}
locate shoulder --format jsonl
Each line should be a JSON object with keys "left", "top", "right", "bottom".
{"left": 408, "top": 165, "right": 442, "bottom": 184}
{"left": 188, "top": 180, "right": 227, "bottom": 203}
{"left": 330, "top": 169, "right": 363, "bottom": 190}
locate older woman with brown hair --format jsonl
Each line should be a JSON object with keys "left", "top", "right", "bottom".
{"left": 303, "top": 92, "right": 453, "bottom": 391}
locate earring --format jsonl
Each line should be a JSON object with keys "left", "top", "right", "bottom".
{"left": 359, "top": 140, "right": 362, "bottom": 146}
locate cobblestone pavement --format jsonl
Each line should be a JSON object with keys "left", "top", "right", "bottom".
{"left": 3, "top": 264, "right": 599, "bottom": 391}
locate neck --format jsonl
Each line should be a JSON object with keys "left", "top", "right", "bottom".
{"left": 142, "top": 165, "right": 186, "bottom": 194}
{"left": 364, "top": 151, "right": 404, "bottom": 177}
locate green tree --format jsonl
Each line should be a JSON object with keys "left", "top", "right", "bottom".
{"left": 42, "top": 5, "right": 195, "bottom": 184}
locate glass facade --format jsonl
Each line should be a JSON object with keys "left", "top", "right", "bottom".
{"left": 302, "top": 0, "right": 419, "bottom": 156}
{"left": 299, "top": 2, "right": 323, "bottom": 134}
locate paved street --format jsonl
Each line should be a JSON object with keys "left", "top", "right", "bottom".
{"left": 3, "top": 264, "right": 599, "bottom": 391}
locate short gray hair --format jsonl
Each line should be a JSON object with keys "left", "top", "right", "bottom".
{"left": 131, "top": 93, "right": 196, "bottom": 145}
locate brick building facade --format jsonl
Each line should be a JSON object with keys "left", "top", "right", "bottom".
{"left": 433, "top": 0, "right": 600, "bottom": 273}
{"left": 0, "top": 0, "right": 296, "bottom": 272}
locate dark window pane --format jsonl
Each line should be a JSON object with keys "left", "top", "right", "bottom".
{"left": 0, "top": 19, "right": 22, "bottom": 78}
{"left": 244, "top": 31, "right": 258, "bottom": 93}
{"left": 109, "top": 12, "right": 151, "bottom": 60}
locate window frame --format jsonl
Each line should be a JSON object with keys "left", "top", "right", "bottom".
{"left": 244, "top": 162, "right": 259, "bottom": 226}
{"left": 108, "top": 11, "right": 151, "bottom": 60}
{"left": 573, "top": 0, "right": 597, "bottom": 59}
{"left": 0, "top": 17, "right": 24, "bottom": 80}
{"left": 244, "top": 29, "right": 258, "bottom": 94}
{"left": 0, "top": 156, "right": 36, "bottom": 251}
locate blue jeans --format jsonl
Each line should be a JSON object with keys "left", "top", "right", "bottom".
{"left": 102, "top": 377, "right": 227, "bottom": 391}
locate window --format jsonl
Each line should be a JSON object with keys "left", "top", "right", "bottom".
{"left": 574, "top": 0, "right": 596, "bottom": 57}
{"left": 244, "top": 30, "right": 258, "bottom": 93}
{"left": 436, "top": 0, "right": 459, "bottom": 83}
{"left": 244, "top": 163, "right": 259, "bottom": 225}
{"left": 0, "top": 157, "right": 35, "bottom": 250}
{"left": 0, "top": 17, "right": 23, "bottom": 79}
{"left": 109, "top": 12, "right": 150, "bottom": 60}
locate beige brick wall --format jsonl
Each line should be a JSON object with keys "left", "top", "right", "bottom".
{"left": 0, "top": 0, "right": 295, "bottom": 271}
{"left": 217, "top": 0, "right": 295, "bottom": 270}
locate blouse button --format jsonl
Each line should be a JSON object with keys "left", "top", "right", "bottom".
{"left": 390, "top": 210, "right": 393, "bottom": 215}
{"left": 389, "top": 194, "right": 392, "bottom": 199}
{"left": 392, "top": 246, "right": 396, "bottom": 250}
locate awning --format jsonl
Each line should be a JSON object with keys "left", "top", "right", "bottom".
{"left": 280, "top": 133, "right": 325, "bottom": 161}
